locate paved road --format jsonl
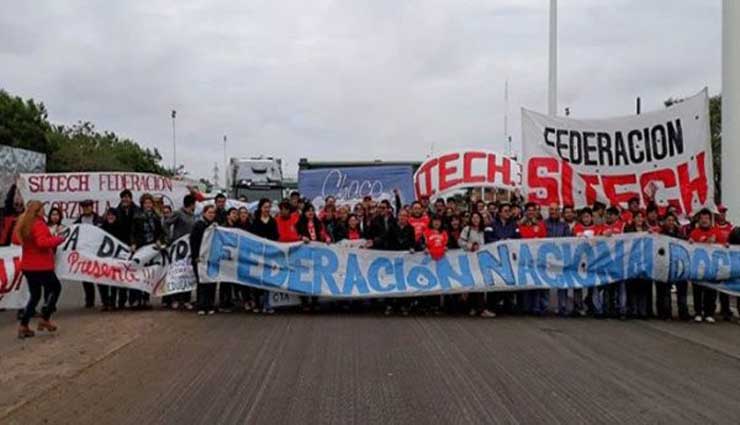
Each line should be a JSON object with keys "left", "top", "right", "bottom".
{"left": 1, "top": 297, "right": 740, "bottom": 425}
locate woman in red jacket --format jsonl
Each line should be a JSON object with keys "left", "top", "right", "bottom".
{"left": 12, "top": 201, "right": 65, "bottom": 339}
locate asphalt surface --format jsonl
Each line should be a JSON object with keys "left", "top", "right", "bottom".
{"left": 1, "top": 288, "right": 740, "bottom": 425}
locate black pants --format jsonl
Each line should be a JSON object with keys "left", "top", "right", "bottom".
{"left": 692, "top": 283, "right": 717, "bottom": 318}
{"left": 115, "top": 288, "right": 128, "bottom": 308}
{"left": 82, "top": 281, "right": 96, "bottom": 307}
{"left": 674, "top": 281, "right": 690, "bottom": 320}
{"left": 629, "top": 279, "right": 650, "bottom": 318}
{"left": 98, "top": 285, "right": 113, "bottom": 308}
{"left": 719, "top": 293, "right": 734, "bottom": 319}
{"left": 655, "top": 282, "right": 673, "bottom": 319}
{"left": 21, "top": 271, "right": 62, "bottom": 326}
{"left": 219, "top": 282, "right": 234, "bottom": 309}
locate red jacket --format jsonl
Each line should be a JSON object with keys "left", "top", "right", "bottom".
{"left": 519, "top": 221, "right": 547, "bottom": 239}
{"left": 276, "top": 213, "right": 300, "bottom": 242}
{"left": 573, "top": 223, "right": 603, "bottom": 237}
{"left": 689, "top": 226, "right": 719, "bottom": 244}
{"left": 424, "top": 229, "right": 448, "bottom": 260}
{"left": 715, "top": 222, "right": 733, "bottom": 244}
{"left": 409, "top": 215, "right": 430, "bottom": 242}
{"left": 12, "top": 217, "right": 65, "bottom": 271}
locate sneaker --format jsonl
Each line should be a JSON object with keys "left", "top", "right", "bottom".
{"left": 197, "top": 310, "right": 206, "bottom": 316}
{"left": 219, "top": 308, "right": 232, "bottom": 313}
{"left": 480, "top": 309, "right": 496, "bottom": 318}
{"left": 207, "top": 310, "right": 216, "bottom": 315}
{"left": 264, "top": 308, "right": 275, "bottom": 315}
{"left": 184, "top": 303, "right": 194, "bottom": 311}
{"left": 468, "top": 309, "right": 478, "bottom": 317}
{"left": 384, "top": 306, "right": 393, "bottom": 316}
{"left": 705, "top": 316, "right": 716, "bottom": 324}
{"left": 171, "top": 301, "right": 180, "bottom": 310}
{"left": 694, "top": 315, "right": 703, "bottom": 323}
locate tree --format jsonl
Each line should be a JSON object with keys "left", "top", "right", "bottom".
{"left": 0, "top": 89, "right": 171, "bottom": 175}
{"left": 0, "top": 89, "right": 52, "bottom": 154}
{"left": 664, "top": 95, "right": 721, "bottom": 202}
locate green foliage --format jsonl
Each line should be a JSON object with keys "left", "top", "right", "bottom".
{"left": 665, "top": 95, "right": 722, "bottom": 202}
{"left": 0, "top": 89, "right": 170, "bottom": 175}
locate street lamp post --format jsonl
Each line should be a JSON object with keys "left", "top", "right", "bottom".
{"left": 223, "top": 135, "right": 228, "bottom": 190}
{"left": 171, "top": 110, "right": 177, "bottom": 174}
{"left": 548, "top": 0, "right": 558, "bottom": 116}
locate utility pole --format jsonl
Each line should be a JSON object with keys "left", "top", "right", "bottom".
{"left": 636, "top": 97, "right": 641, "bottom": 115}
{"left": 723, "top": 0, "right": 740, "bottom": 219}
{"left": 223, "top": 135, "right": 228, "bottom": 191}
{"left": 171, "top": 110, "right": 177, "bottom": 173}
{"left": 504, "top": 80, "right": 511, "bottom": 156}
{"left": 548, "top": 0, "right": 558, "bottom": 116}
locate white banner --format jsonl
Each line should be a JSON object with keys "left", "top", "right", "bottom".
{"left": 55, "top": 224, "right": 195, "bottom": 296}
{"left": 522, "top": 89, "right": 713, "bottom": 215}
{"left": 0, "top": 246, "right": 29, "bottom": 309}
{"left": 414, "top": 150, "right": 520, "bottom": 199}
{"left": 17, "top": 172, "right": 191, "bottom": 221}
{"left": 199, "top": 226, "right": 740, "bottom": 298}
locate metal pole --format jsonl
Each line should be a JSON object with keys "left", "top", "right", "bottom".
{"left": 223, "top": 135, "right": 228, "bottom": 190}
{"left": 636, "top": 97, "right": 641, "bottom": 115}
{"left": 548, "top": 0, "right": 558, "bottom": 116}
{"left": 722, "top": 0, "right": 740, "bottom": 220}
{"left": 504, "top": 80, "right": 509, "bottom": 154}
{"left": 171, "top": 110, "right": 177, "bottom": 173}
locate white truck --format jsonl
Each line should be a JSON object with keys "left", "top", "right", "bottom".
{"left": 228, "top": 157, "right": 284, "bottom": 202}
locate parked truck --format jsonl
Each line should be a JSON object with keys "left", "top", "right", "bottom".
{"left": 228, "top": 157, "right": 285, "bottom": 201}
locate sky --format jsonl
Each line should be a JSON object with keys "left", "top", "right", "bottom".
{"left": 0, "top": 0, "right": 722, "bottom": 182}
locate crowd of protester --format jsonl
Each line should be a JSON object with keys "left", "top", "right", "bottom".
{"left": 4, "top": 182, "right": 740, "bottom": 338}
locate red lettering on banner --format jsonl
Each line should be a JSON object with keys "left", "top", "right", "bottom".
{"left": 602, "top": 174, "right": 638, "bottom": 207}
{"left": 463, "top": 151, "right": 486, "bottom": 184}
{"left": 525, "top": 152, "right": 710, "bottom": 214}
{"left": 579, "top": 174, "right": 600, "bottom": 206}
{"left": 0, "top": 257, "right": 23, "bottom": 295}
{"left": 639, "top": 168, "right": 681, "bottom": 210}
{"left": 561, "top": 161, "right": 574, "bottom": 206}
{"left": 526, "top": 158, "right": 559, "bottom": 205}
{"left": 677, "top": 151, "right": 709, "bottom": 212}
{"left": 487, "top": 155, "right": 512, "bottom": 186}
{"left": 438, "top": 153, "right": 462, "bottom": 192}
{"left": 66, "top": 251, "right": 139, "bottom": 284}
{"left": 415, "top": 159, "right": 438, "bottom": 197}
{"left": 26, "top": 174, "right": 90, "bottom": 193}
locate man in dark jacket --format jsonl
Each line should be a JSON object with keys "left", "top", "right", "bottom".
{"left": 162, "top": 194, "right": 197, "bottom": 309}
{"left": 114, "top": 189, "right": 141, "bottom": 309}
{"left": 545, "top": 203, "right": 574, "bottom": 316}
{"left": 74, "top": 199, "right": 105, "bottom": 309}
{"left": 484, "top": 203, "right": 520, "bottom": 314}
{"left": 368, "top": 200, "right": 398, "bottom": 250}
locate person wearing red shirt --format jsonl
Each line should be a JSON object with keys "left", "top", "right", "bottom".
{"left": 620, "top": 196, "right": 644, "bottom": 224}
{"left": 519, "top": 203, "right": 549, "bottom": 315}
{"left": 602, "top": 207, "right": 627, "bottom": 319}
{"left": 276, "top": 200, "right": 300, "bottom": 242}
{"left": 296, "top": 203, "right": 330, "bottom": 312}
{"left": 12, "top": 201, "right": 65, "bottom": 339}
{"left": 408, "top": 201, "right": 430, "bottom": 243}
{"left": 571, "top": 207, "right": 601, "bottom": 316}
{"left": 573, "top": 208, "right": 603, "bottom": 238}
{"left": 420, "top": 215, "right": 448, "bottom": 314}
{"left": 660, "top": 213, "right": 689, "bottom": 320}
{"left": 714, "top": 205, "right": 735, "bottom": 321}
{"left": 689, "top": 208, "right": 719, "bottom": 323}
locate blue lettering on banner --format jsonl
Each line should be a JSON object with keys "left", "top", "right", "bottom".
{"left": 536, "top": 242, "right": 562, "bottom": 287}
{"left": 199, "top": 227, "right": 740, "bottom": 298}
{"left": 367, "top": 258, "right": 395, "bottom": 293}
{"left": 436, "top": 255, "right": 475, "bottom": 290}
{"left": 206, "top": 230, "right": 237, "bottom": 279}
{"left": 477, "top": 245, "right": 514, "bottom": 287}
{"left": 343, "top": 254, "right": 370, "bottom": 296}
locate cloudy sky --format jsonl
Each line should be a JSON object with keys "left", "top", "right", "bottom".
{"left": 0, "top": 0, "right": 721, "bottom": 181}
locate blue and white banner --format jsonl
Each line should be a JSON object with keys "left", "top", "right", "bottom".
{"left": 199, "top": 226, "right": 740, "bottom": 298}
{"left": 298, "top": 165, "right": 415, "bottom": 206}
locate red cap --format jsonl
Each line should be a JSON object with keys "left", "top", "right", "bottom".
{"left": 718, "top": 204, "right": 728, "bottom": 212}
